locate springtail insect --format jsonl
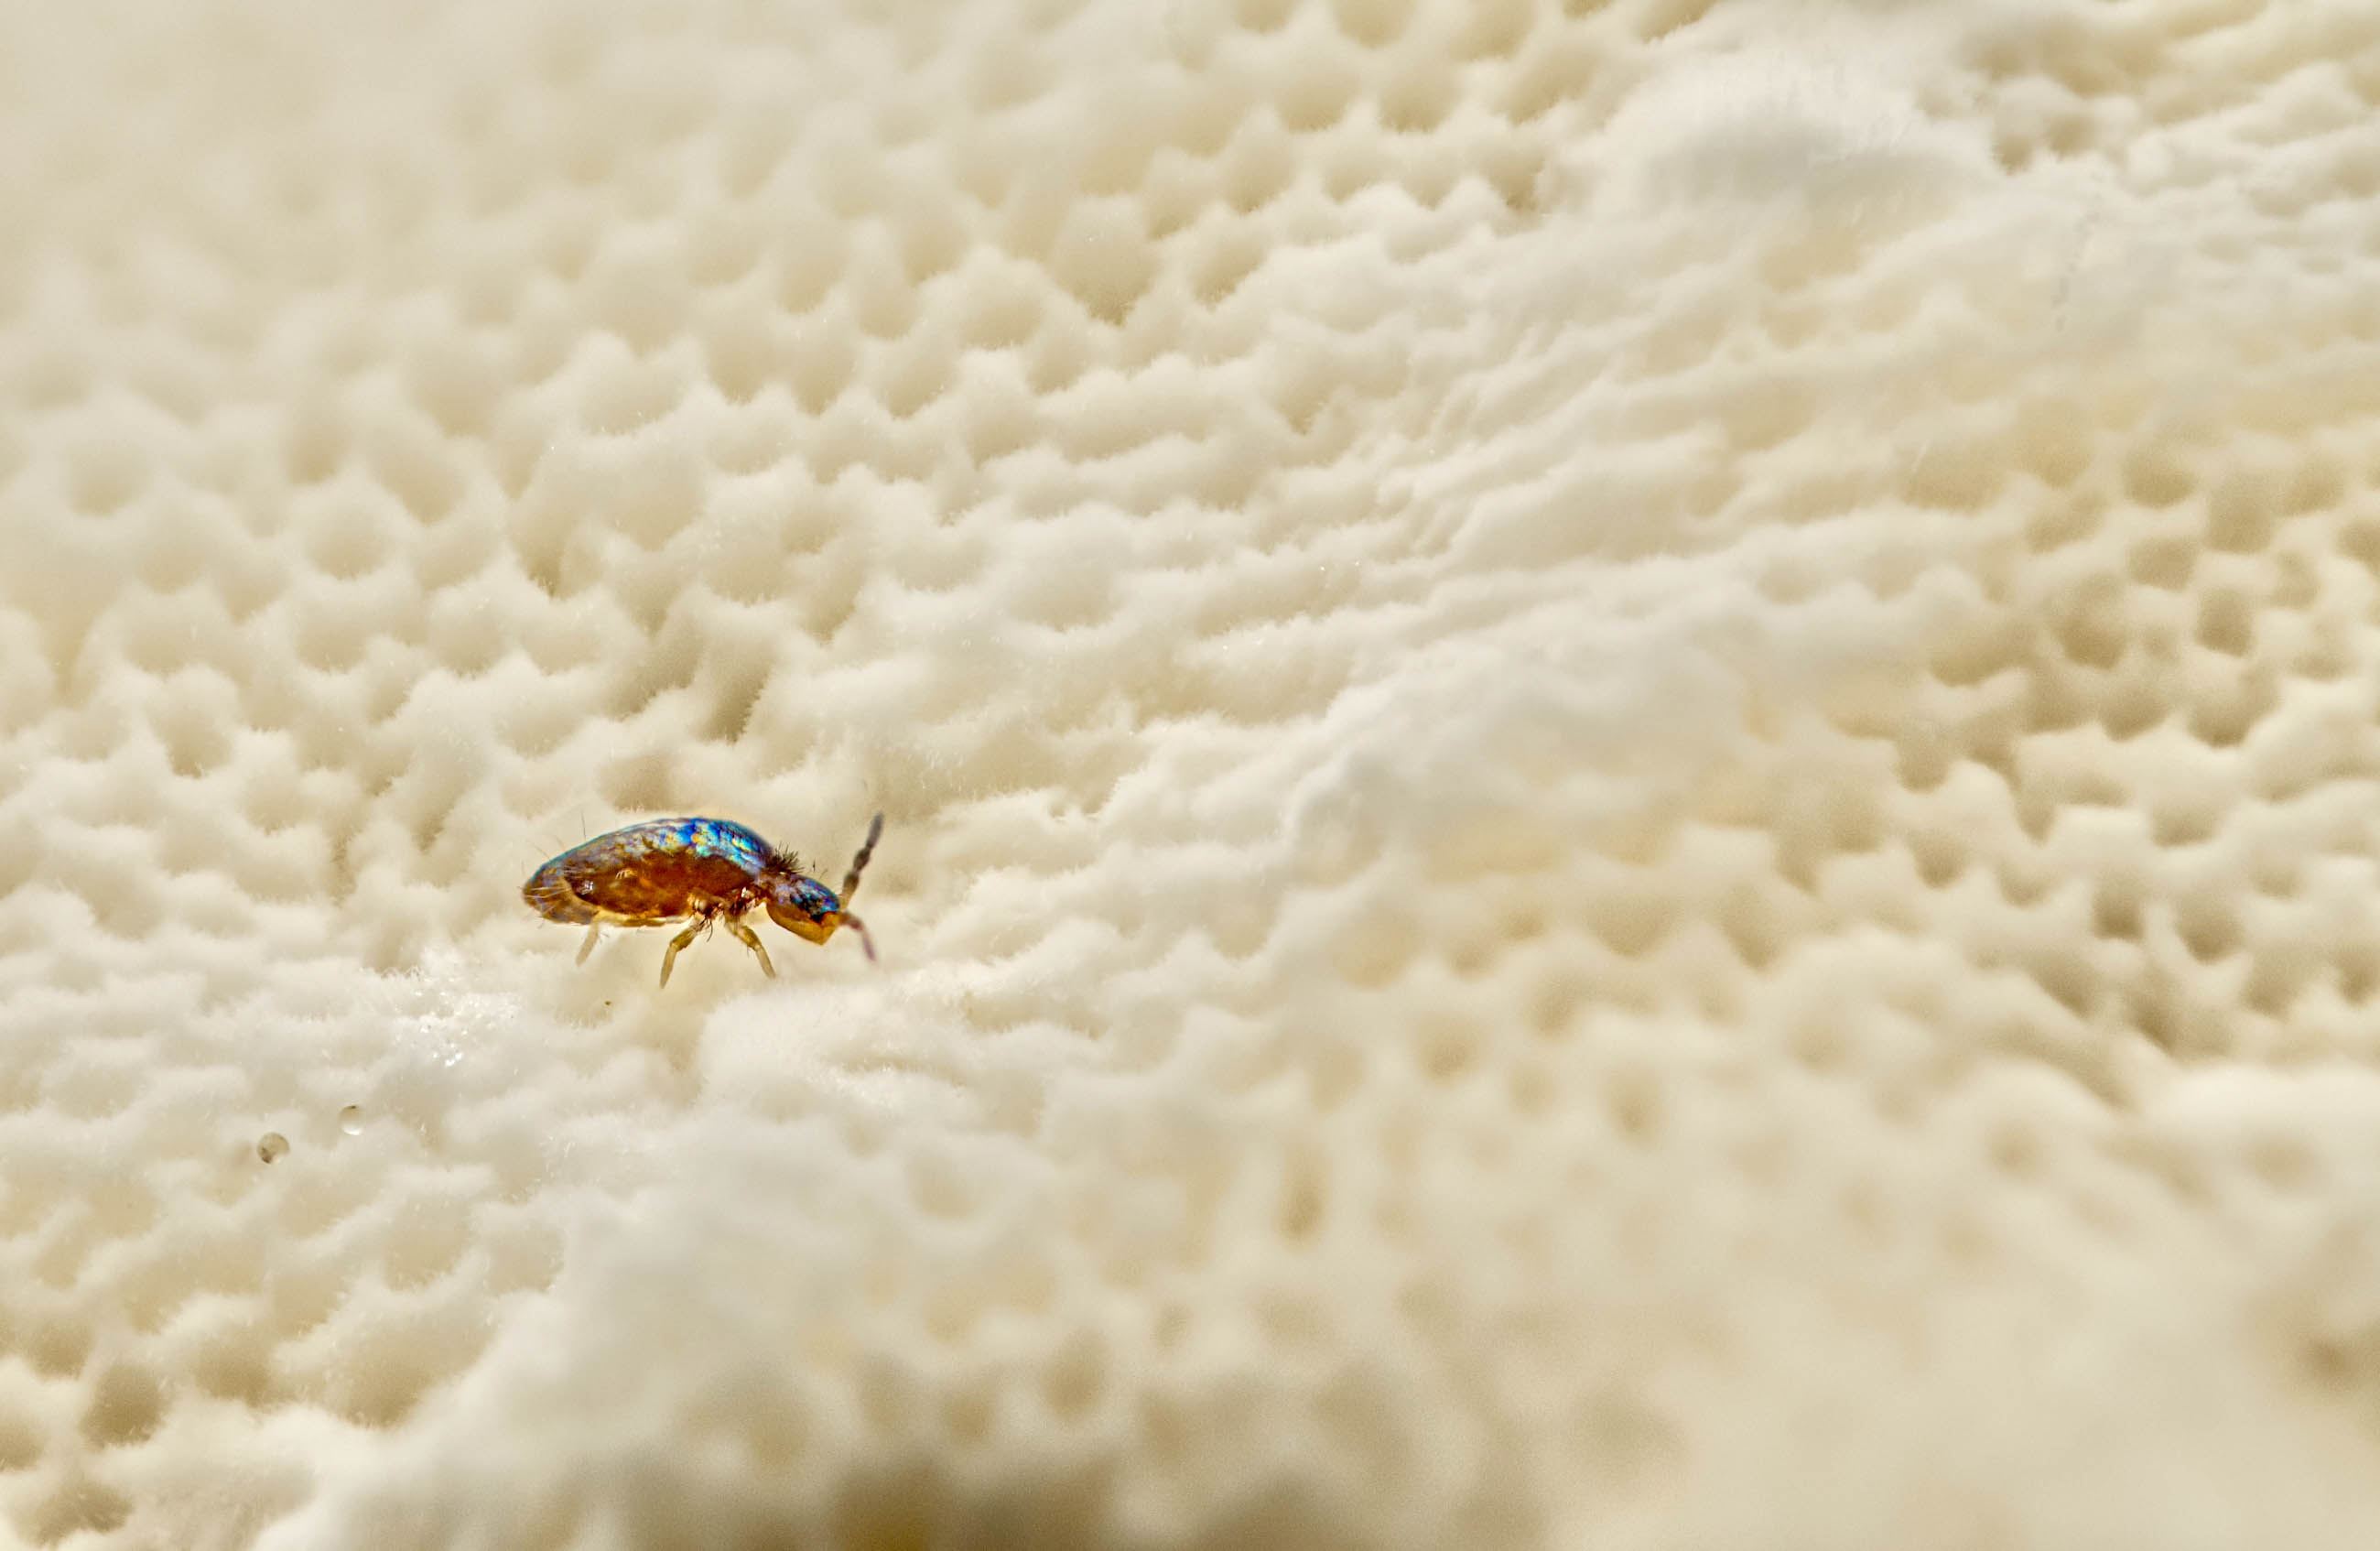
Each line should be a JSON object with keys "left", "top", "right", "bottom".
{"left": 524, "top": 813, "right": 883, "bottom": 987}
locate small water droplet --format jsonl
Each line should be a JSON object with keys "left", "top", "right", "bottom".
{"left": 257, "top": 1133, "right": 288, "bottom": 1164}
{"left": 338, "top": 1105, "right": 363, "bottom": 1135}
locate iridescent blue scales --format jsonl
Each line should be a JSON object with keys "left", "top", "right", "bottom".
{"left": 524, "top": 813, "right": 882, "bottom": 986}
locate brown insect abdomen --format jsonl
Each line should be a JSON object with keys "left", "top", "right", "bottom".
{"left": 579, "top": 851, "right": 759, "bottom": 922}
{"left": 523, "top": 860, "right": 601, "bottom": 925}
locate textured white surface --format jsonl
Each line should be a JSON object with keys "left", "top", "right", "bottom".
{"left": 5, "top": 0, "right": 2380, "bottom": 1546}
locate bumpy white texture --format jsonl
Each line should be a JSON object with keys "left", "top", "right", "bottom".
{"left": 5, "top": 0, "right": 2380, "bottom": 1546}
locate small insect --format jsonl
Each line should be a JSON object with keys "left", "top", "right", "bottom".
{"left": 524, "top": 813, "right": 883, "bottom": 987}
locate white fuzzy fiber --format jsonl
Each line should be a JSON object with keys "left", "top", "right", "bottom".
{"left": 5, "top": 0, "right": 2380, "bottom": 1546}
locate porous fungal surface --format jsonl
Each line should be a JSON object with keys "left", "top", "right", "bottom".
{"left": 4, "top": 0, "right": 2380, "bottom": 1546}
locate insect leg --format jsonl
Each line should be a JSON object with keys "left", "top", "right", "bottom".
{"left": 724, "top": 916, "right": 776, "bottom": 978}
{"left": 577, "top": 924, "right": 601, "bottom": 965}
{"left": 841, "top": 910, "right": 876, "bottom": 962}
{"left": 657, "top": 919, "right": 705, "bottom": 988}
{"left": 840, "top": 812, "right": 885, "bottom": 901}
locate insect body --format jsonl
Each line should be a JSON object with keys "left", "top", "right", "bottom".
{"left": 524, "top": 813, "right": 882, "bottom": 987}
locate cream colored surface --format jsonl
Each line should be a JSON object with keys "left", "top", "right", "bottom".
{"left": 4, "top": 0, "right": 2380, "bottom": 1546}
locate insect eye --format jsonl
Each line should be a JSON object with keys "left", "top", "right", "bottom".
{"left": 775, "top": 879, "right": 836, "bottom": 922}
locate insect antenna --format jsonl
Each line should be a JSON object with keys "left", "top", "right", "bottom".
{"left": 841, "top": 812, "right": 885, "bottom": 902}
